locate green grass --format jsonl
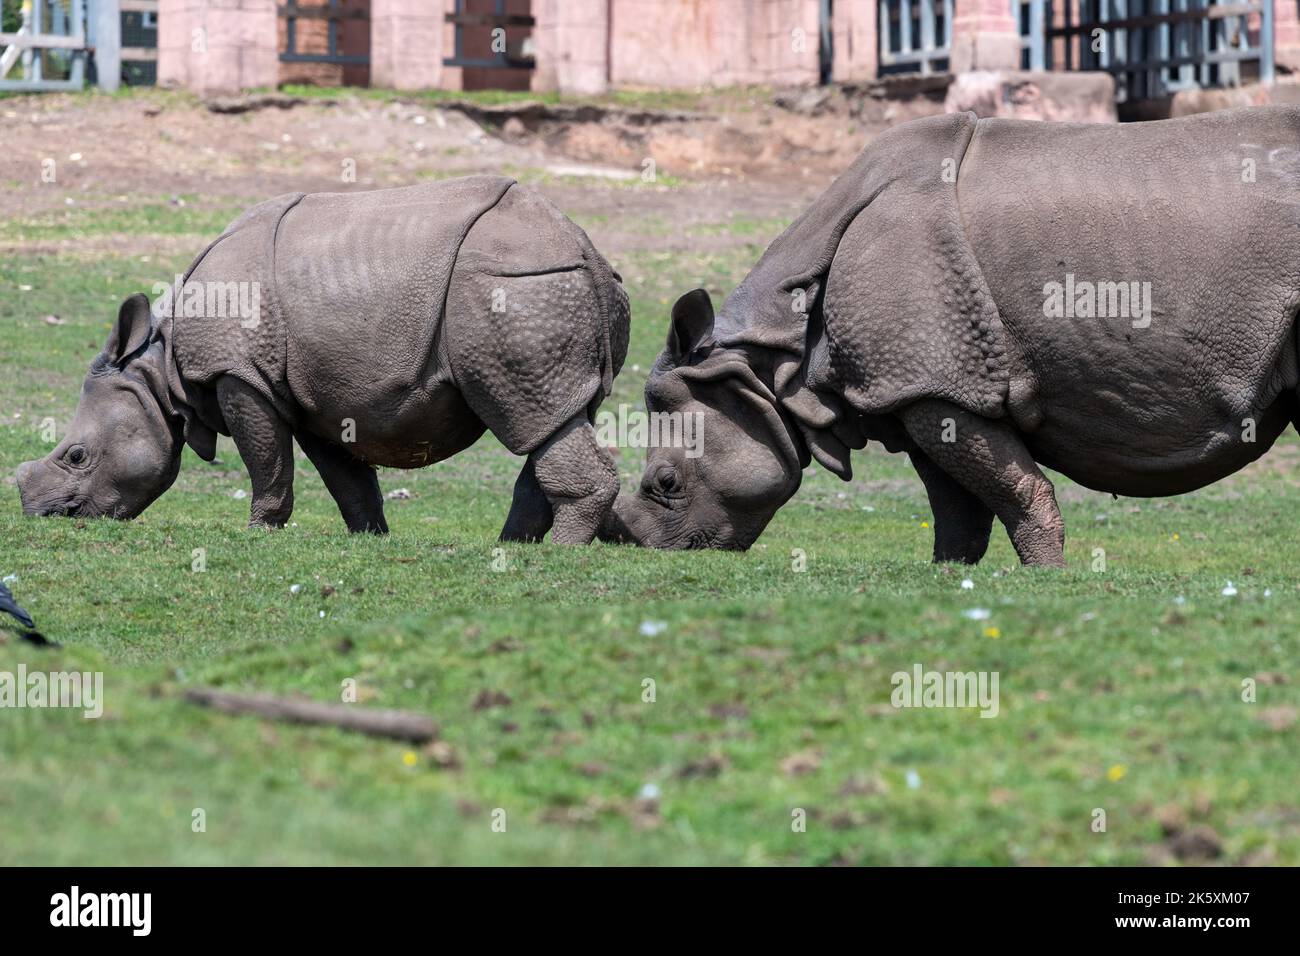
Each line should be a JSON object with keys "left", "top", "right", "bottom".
{"left": 1, "top": 197, "right": 1298, "bottom": 866}
{"left": 276, "top": 83, "right": 723, "bottom": 113}
{"left": 0, "top": 196, "right": 246, "bottom": 244}
{"left": 0, "top": 81, "right": 758, "bottom": 112}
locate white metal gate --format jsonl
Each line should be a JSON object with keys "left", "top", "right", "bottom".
{"left": 0, "top": 0, "right": 88, "bottom": 90}
{"left": 878, "top": 0, "right": 954, "bottom": 75}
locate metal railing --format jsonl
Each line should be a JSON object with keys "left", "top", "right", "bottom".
{"left": 878, "top": 0, "right": 954, "bottom": 75}
{"left": 0, "top": 0, "right": 87, "bottom": 91}
{"left": 443, "top": 0, "right": 535, "bottom": 71}
{"left": 280, "top": 0, "right": 369, "bottom": 66}
{"left": 1014, "top": 0, "right": 1274, "bottom": 100}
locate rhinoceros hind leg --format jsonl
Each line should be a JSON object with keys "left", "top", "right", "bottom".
{"left": 500, "top": 458, "right": 554, "bottom": 542}
{"left": 900, "top": 400, "right": 1065, "bottom": 568}
{"left": 908, "top": 449, "right": 994, "bottom": 564}
{"left": 529, "top": 415, "right": 618, "bottom": 545}
{"left": 218, "top": 376, "right": 295, "bottom": 530}
{"left": 295, "top": 429, "right": 388, "bottom": 534}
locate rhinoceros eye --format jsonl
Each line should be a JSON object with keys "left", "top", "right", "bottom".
{"left": 645, "top": 464, "right": 683, "bottom": 502}
{"left": 65, "top": 445, "right": 88, "bottom": 467}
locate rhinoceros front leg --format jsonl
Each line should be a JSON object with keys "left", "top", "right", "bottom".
{"left": 900, "top": 400, "right": 1065, "bottom": 568}
{"left": 500, "top": 458, "right": 553, "bottom": 542}
{"left": 528, "top": 415, "right": 618, "bottom": 545}
{"left": 908, "top": 449, "right": 994, "bottom": 564}
{"left": 217, "top": 376, "right": 295, "bottom": 529}
{"left": 295, "top": 429, "right": 388, "bottom": 534}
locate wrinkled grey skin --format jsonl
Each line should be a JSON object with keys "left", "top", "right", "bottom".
{"left": 16, "top": 302, "right": 185, "bottom": 522}
{"left": 603, "top": 107, "right": 1300, "bottom": 565}
{"left": 18, "top": 178, "right": 629, "bottom": 544}
{"left": 599, "top": 290, "right": 805, "bottom": 551}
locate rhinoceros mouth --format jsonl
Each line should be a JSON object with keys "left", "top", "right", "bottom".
{"left": 28, "top": 496, "right": 93, "bottom": 519}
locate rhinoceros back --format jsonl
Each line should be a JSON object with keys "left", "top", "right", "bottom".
{"left": 274, "top": 176, "right": 515, "bottom": 423}
{"left": 957, "top": 106, "right": 1300, "bottom": 465}
{"left": 168, "top": 191, "right": 306, "bottom": 422}
{"left": 443, "top": 183, "right": 626, "bottom": 455}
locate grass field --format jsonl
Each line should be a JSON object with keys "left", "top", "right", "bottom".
{"left": 2, "top": 181, "right": 1298, "bottom": 866}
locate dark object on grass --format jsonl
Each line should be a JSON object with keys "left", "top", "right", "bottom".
{"left": 0, "top": 581, "right": 34, "bottom": 629}
{"left": 183, "top": 687, "right": 437, "bottom": 743}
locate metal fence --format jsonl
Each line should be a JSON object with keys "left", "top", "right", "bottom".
{"left": 443, "top": 0, "right": 535, "bottom": 72}
{"left": 1014, "top": 0, "right": 1274, "bottom": 100}
{"left": 280, "top": 0, "right": 369, "bottom": 67}
{"left": 0, "top": 0, "right": 88, "bottom": 91}
{"left": 120, "top": 0, "right": 155, "bottom": 85}
{"left": 878, "top": 0, "right": 953, "bottom": 75}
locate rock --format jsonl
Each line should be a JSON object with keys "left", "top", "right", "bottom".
{"left": 774, "top": 87, "right": 835, "bottom": 117}
{"left": 1168, "top": 824, "right": 1224, "bottom": 861}
{"left": 501, "top": 116, "right": 528, "bottom": 139}
{"left": 944, "top": 70, "right": 1117, "bottom": 123}
{"left": 780, "top": 749, "right": 822, "bottom": 777}
{"left": 1170, "top": 85, "right": 1269, "bottom": 118}
{"left": 204, "top": 92, "right": 320, "bottom": 114}
{"left": 1155, "top": 803, "right": 1188, "bottom": 836}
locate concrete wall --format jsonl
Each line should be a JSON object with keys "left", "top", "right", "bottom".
{"left": 370, "top": 0, "right": 453, "bottom": 90}
{"left": 950, "top": 0, "right": 1021, "bottom": 73}
{"left": 1278, "top": 0, "right": 1300, "bottom": 73}
{"left": 531, "top": 0, "right": 609, "bottom": 94}
{"left": 158, "top": 0, "right": 279, "bottom": 94}
{"left": 831, "top": 0, "right": 878, "bottom": 83}
{"left": 159, "top": 0, "right": 1292, "bottom": 98}
{"left": 601, "top": 0, "right": 820, "bottom": 90}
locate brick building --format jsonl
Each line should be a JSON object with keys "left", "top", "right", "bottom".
{"left": 154, "top": 0, "right": 1296, "bottom": 104}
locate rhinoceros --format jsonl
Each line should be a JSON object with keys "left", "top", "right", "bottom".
{"left": 17, "top": 177, "right": 629, "bottom": 543}
{"left": 601, "top": 107, "right": 1300, "bottom": 565}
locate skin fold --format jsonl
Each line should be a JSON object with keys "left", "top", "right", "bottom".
{"left": 604, "top": 107, "right": 1300, "bottom": 566}
{"left": 17, "top": 178, "right": 629, "bottom": 545}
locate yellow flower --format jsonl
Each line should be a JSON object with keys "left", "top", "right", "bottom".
{"left": 402, "top": 751, "right": 418, "bottom": 767}
{"left": 1171, "top": 533, "right": 1180, "bottom": 541}
{"left": 983, "top": 626, "right": 1000, "bottom": 639}
{"left": 920, "top": 521, "right": 930, "bottom": 529}
{"left": 1107, "top": 764, "right": 1126, "bottom": 782}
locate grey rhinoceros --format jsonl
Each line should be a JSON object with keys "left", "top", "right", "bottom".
{"left": 601, "top": 107, "right": 1300, "bottom": 565}
{"left": 17, "top": 177, "right": 629, "bottom": 543}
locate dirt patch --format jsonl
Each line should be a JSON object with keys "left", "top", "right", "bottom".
{"left": 516, "top": 85, "right": 946, "bottom": 182}
{"left": 0, "top": 86, "right": 943, "bottom": 225}
{"left": 0, "top": 92, "right": 544, "bottom": 218}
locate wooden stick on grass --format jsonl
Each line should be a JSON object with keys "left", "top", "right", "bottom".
{"left": 183, "top": 687, "right": 437, "bottom": 743}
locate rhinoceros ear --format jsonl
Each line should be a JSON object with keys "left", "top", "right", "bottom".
{"left": 105, "top": 293, "right": 154, "bottom": 365}
{"left": 181, "top": 414, "right": 218, "bottom": 462}
{"left": 668, "top": 289, "right": 715, "bottom": 363}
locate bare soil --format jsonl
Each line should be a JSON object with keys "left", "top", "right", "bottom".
{"left": 0, "top": 86, "right": 943, "bottom": 256}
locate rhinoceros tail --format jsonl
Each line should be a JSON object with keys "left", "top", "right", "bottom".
{"left": 0, "top": 581, "right": 34, "bottom": 629}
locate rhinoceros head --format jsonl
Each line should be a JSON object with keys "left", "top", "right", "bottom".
{"left": 600, "top": 289, "right": 803, "bottom": 550}
{"left": 17, "top": 294, "right": 186, "bottom": 520}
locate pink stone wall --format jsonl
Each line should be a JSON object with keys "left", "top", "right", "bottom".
{"left": 831, "top": 0, "right": 877, "bottom": 83}
{"left": 531, "top": 0, "right": 610, "bottom": 94}
{"left": 370, "top": 0, "right": 453, "bottom": 90}
{"left": 603, "top": 0, "right": 820, "bottom": 90}
{"left": 1277, "top": 0, "right": 1300, "bottom": 72}
{"left": 158, "top": 0, "right": 279, "bottom": 94}
{"left": 950, "top": 0, "right": 1022, "bottom": 73}
{"left": 162, "top": 0, "right": 1297, "bottom": 98}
